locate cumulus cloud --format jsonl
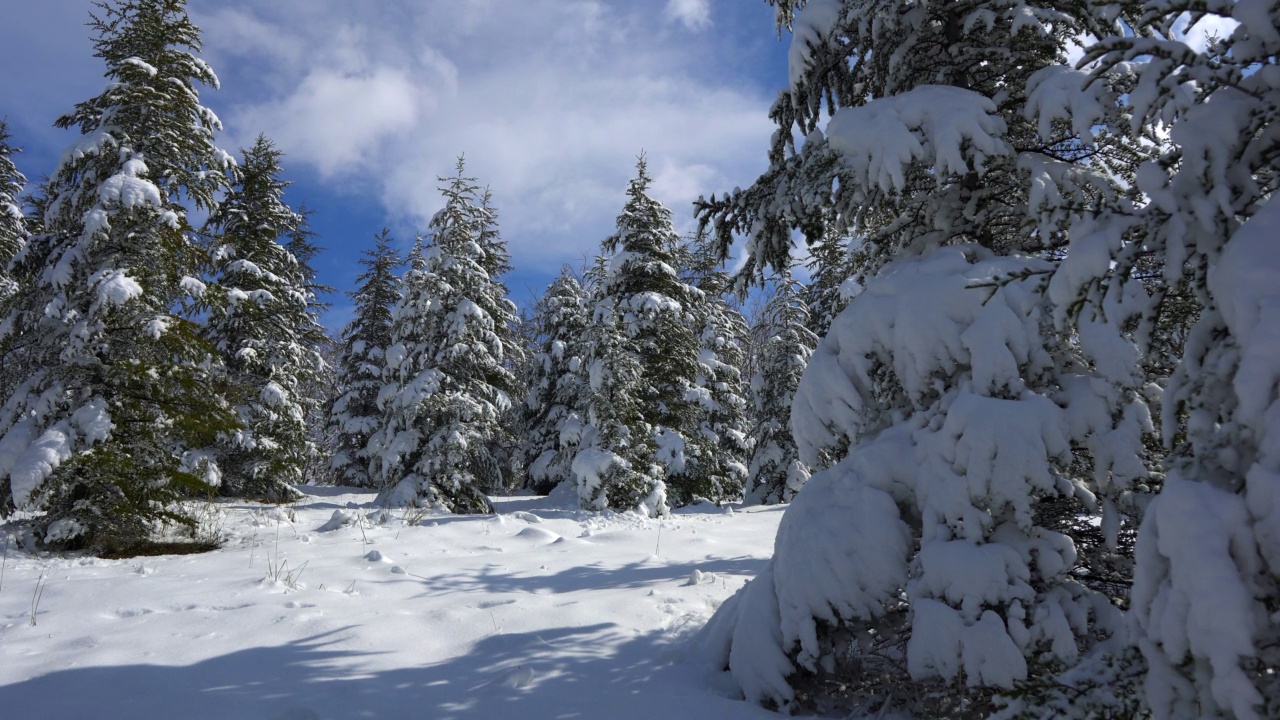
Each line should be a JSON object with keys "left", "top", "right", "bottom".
{"left": 235, "top": 68, "right": 423, "bottom": 177}
{"left": 191, "top": 0, "right": 776, "bottom": 273}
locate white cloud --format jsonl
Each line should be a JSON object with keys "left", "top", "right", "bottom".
{"left": 665, "top": 0, "right": 712, "bottom": 32}
{"left": 235, "top": 68, "right": 423, "bottom": 177}
{"left": 191, "top": 0, "right": 775, "bottom": 273}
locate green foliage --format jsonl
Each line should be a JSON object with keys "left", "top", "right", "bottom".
{"left": 372, "top": 158, "right": 520, "bottom": 514}
{"left": 202, "top": 135, "right": 327, "bottom": 500}
{"left": 595, "top": 158, "right": 706, "bottom": 507}
{"left": 329, "top": 229, "right": 403, "bottom": 487}
{"left": 520, "top": 267, "right": 591, "bottom": 494}
{"left": 0, "top": 0, "right": 238, "bottom": 551}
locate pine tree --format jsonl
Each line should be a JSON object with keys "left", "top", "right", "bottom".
{"left": 745, "top": 272, "right": 817, "bottom": 504}
{"left": 694, "top": 1, "right": 1153, "bottom": 714}
{"left": 0, "top": 121, "right": 29, "bottom": 513}
{"left": 1041, "top": 6, "right": 1280, "bottom": 718}
{"left": 0, "top": 0, "right": 238, "bottom": 552}
{"left": 202, "top": 135, "right": 327, "bottom": 500}
{"left": 573, "top": 255, "right": 665, "bottom": 514}
{"left": 520, "top": 266, "right": 591, "bottom": 495}
{"left": 0, "top": 121, "right": 26, "bottom": 300}
{"left": 328, "top": 229, "right": 402, "bottom": 487}
{"left": 371, "top": 159, "right": 520, "bottom": 514}
{"left": 587, "top": 157, "right": 705, "bottom": 509}
{"left": 282, "top": 205, "right": 337, "bottom": 484}
{"left": 682, "top": 233, "right": 751, "bottom": 504}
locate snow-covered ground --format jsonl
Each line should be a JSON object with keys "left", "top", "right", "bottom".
{"left": 0, "top": 487, "right": 784, "bottom": 719}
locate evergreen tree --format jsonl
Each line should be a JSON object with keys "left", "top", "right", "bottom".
{"left": 587, "top": 157, "right": 706, "bottom": 509}
{"left": 1045, "top": 6, "right": 1280, "bottom": 718}
{"left": 0, "top": 120, "right": 28, "bottom": 512}
{"left": 282, "top": 206, "right": 336, "bottom": 484}
{"left": 328, "top": 229, "right": 402, "bottom": 487}
{"left": 0, "top": 120, "right": 25, "bottom": 299}
{"left": 520, "top": 266, "right": 591, "bottom": 495}
{"left": 203, "top": 135, "right": 327, "bottom": 500}
{"left": 745, "top": 272, "right": 817, "bottom": 505}
{"left": 573, "top": 255, "right": 665, "bottom": 514}
{"left": 694, "top": 1, "right": 1153, "bottom": 714}
{"left": 683, "top": 233, "right": 751, "bottom": 503}
{"left": 371, "top": 159, "right": 520, "bottom": 514}
{"left": 0, "top": 0, "right": 238, "bottom": 552}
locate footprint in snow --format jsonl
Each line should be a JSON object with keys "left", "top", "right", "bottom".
{"left": 113, "top": 607, "right": 156, "bottom": 618}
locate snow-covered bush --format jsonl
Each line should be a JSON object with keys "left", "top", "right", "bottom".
{"left": 695, "top": 0, "right": 1157, "bottom": 714}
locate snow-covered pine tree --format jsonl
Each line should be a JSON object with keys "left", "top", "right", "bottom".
{"left": 1038, "top": 6, "right": 1280, "bottom": 718}
{"left": 694, "top": 1, "right": 1153, "bottom": 715}
{"left": 0, "top": 0, "right": 239, "bottom": 552}
{"left": 520, "top": 266, "right": 591, "bottom": 495}
{"left": 745, "top": 271, "right": 817, "bottom": 505}
{"left": 282, "top": 206, "right": 337, "bottom": 485}
{"left": 0, "top": 121, "right": 26, "bottom": 300}
{"left": 203, "top": 135, "right": 327, "bottom": 500}
{"left": 590, "top": 158, "right": 706, "bottom": 509}
{"left": 473, "top": 186, "right": 523, "bottom": 494}
{"left": 682, "top": 233, "right": 751, "bottom": 504}
{"left": 0, "top": 120, "right": 29, "bottom": 513}
{"left": 572, "top": 254, "right": 665, "bottom": 514}
{"left": 371, "top": 159, "right": 519, "bottom": 514}
{"left": 329, "top": 230, "right": 402, "bottom": 488}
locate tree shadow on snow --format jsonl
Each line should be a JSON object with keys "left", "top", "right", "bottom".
{"left": 408, "top": 555, "right": 769, "bottom": 598}
{"left": 0, "top": 621, "right": 774, "bottom": 720}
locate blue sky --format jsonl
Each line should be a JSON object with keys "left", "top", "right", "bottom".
{"left": 0, "top": 0, "right": 792, "bottom": 330}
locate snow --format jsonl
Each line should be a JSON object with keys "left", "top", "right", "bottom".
{"left": 1132, "top": 478, "right": 1265, "bottom": 720}
{"left": 0, "top": 488, "right": 783, "bottom": 720}
{"left": 908, "top": 600, "right": 1027, "bottom": 689}
{"left": 825, "top": 85, "right": 1009, "bottom": 193}
{"left": 5, "top": 423, "right": 73, "bottom": 509}
{"left": 787, "top": 0, "right": 842, "bottom": 95}
{"left": 97, "top": 156, "right": 162, "bottom": 210}
{"left": 179, "top": 276, "right": 207, "bottom": 298}
{"left": 92, "top": 270, "right": 143, "bottom": 307}
{"left": 120, "top": 57, "right": 158, "bottom": 78}
{"left": 1211, "top": 195, "right": 1280, "bottom": 429}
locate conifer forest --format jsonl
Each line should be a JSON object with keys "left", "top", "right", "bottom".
{"left": 0, "top": 1, "right": 1277, "bottom": 718}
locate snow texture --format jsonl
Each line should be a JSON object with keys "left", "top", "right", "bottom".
{"left": 0, "top": 488, "right": 784, "bottom": 720}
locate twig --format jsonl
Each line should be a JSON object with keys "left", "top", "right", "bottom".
{"left": 30, "top": 572, "right": 46, "bottom": 626}
{"left": 0, "top": 533, "right": 9, "bottom": 594}
{"left": 249, "top": 526, "right": 258, "bottom": 568}
{"left": 655, "top": 526, "right": 662, "bottom": 557}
